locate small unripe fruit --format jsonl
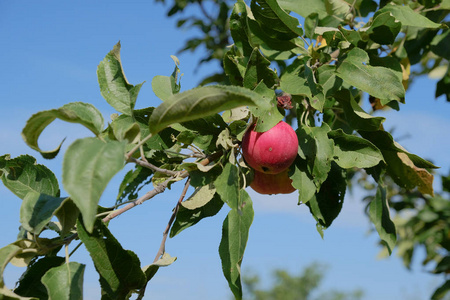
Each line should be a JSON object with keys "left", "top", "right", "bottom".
{"left": 250, "top": 169, "right": 296, "bottom": 195}
{"left": 242, "top": 121, "right": 298, "bottom": 174}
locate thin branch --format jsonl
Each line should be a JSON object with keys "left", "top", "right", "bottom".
{"left": 126, "top": 133, "right": 153, "bottom": 160}
{"left": 128, "top": 156, "right": 179, "bottom": 176}
{"left": 153, "top": 177, "right": 191, "bottom": 263}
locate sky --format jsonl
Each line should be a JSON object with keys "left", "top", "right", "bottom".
{"left": 1, "top": 1, "right": 449, "bottom": 299}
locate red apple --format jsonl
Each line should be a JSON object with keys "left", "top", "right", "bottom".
{"left": 250, "top": 169, "right": 296, "bottom": 195}
{"left": 242, "top": 121, "right": 298, "bottom": 174}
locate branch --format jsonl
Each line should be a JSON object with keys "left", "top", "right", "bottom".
{"left": 128, "top": 156, "right": 179, "bottom": 176}
{"left": 153, "top": 177, "right": 191, "bottom": 263}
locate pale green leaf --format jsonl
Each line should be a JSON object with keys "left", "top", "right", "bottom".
{"left": 181, "top": 184, "right": 216, "bottom": 210}
{"left": 215, "top": 163, "right": 240, "bottom": 210}
{"left": 97, "top": 41, "right": 144, "bottom": 115}
{"left": 290, "top": 159, "right": 316, "bottom": 204}
{"left": 0, "top": 244, "right": 22, "bottom": 287}
{"left": 21, "top": 102, "right": 104, "bottom": 159}
{"left": 149, "top": 85, "right": 270, "bottom": 134}
{"left": 375, "top": 3, "right": 442, "bottom": 28}
{"left": 336, "top": 48, "right": 405, "bottom": 104}
{"left": 62, "top": 138, "right": 125, "bottom": 233}
{"left": 142, "top": 253, "right": 177, "bottom": 283}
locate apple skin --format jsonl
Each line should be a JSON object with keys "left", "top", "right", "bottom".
{"left": 242, "top": 121, "right": 298, "bottom": 174}
{"left": 250, "top": 169, "right": 296, "bottom": 195}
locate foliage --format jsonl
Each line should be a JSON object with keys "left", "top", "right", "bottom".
{"left": 243, "top": 263, "right": 364, "bottom": 300}
{"left": 0, "top": 0, "right": 449, "bottom": 299}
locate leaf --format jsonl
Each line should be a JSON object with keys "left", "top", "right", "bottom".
{"left": 22, "top": 102, "right": 105, "bottom": 159}
{"left": 0, "top": 287, "right": 37, "bottom": 300}
{"left": 316, "top": 65, "right": 343, "bottom": 98}
{"left": 431, "top": 280, "right": 450, "bottom": 300}
{"left": 279, "top": 57, "right": 312, "bottom": 97}
{"left": 219, "top": 190, "right": 254, "bottom": 300}
{"left": 375, "top": 3, "right": 443, "bottom": 28}
{"left": 142, "top": 253, "right": 177, "bottom": 283}
{"left": 62, "top": 138, "right": 125, "bottom": 233}
{"left": 77, "top": 219, "right": 146, "bottom": 299}
{"left": 335, "top": 89, "right": 385, "bottom": 131}
{"left": 366, "top": 11, "right": 402, "bottom": 45}
{"left": 0, "top": 154, "right": 60, "bottom": 199}
{"left": 230, "top": 1, "right": 254, "bottom": 57}
{"left": 149, "top": 85, "right": 271, "bottom": 134}
{"left": 243, "top": 48, "right": 278, "bottom": 90}
{"left": 325, "top": 0, "right": 350, "bottom": 16}
{"left": 54, "top": 198, "right": 80, "bottom": 236}
{"left": 215, "top": 163, "right": 241, "bottom": 210}
{"left": 116, "top": 165, "right": 153, "bottom": 204}
{"left": 41, "top": 262, "right": 85, "bottom": 300}
{"left": 369, "top": 185, "right": 396, "bottom": 255}
{"left": 181, "top": 184, "right": 216, "bottom": 210}
{"left": 170, "top": 193, "right": 224, "bottom": 238}
{"left": 306, "top": 163, "right": 346, "bottom": 237}
{"left": 251, "top": 0, "right": 303, "bottom": 41}
{"left": 336, "top": 48, "right": 405, "bottom": 104}
{"left": 328, "top": 129, "right": 384, "bottom": 169}
{"left": 109, "top": 114, "right": 141, "bottom": 143}
{"left": 305, "top": 13, "right": 319, "bottom": 40}
{"left": 250, "top": 82, "right": 284, "bottom": 132}
{"left": 0, "top": 244, "right": 22, "bottom": 287}
{"left": 19, "top": 191, "right": 66, "bottom": 235}
{"left": 14, "top": 257, "right": 65, "bottom": 299}
{"left": 289, "top": 159, "right": 316, "bottom": 204}
{"left": 278, "top": 0, "right": 328, "bottom": 19}
{"left": 151, "top": 56, "right": 181, "bottom": 101}
{"left": 97, "top": 41, "right": 144, "bottom": 116}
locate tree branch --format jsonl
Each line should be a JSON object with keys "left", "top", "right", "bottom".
{"left": 128, "top": 156, "right": 179, "bottom": 176}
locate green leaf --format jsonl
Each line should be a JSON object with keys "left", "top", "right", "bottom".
{"left": 0, "top": 154, "right": 59, "bottom": 199}
{"left": 297, "top": 124, "right": 334, "bottom": 189}
{"left": 109, "top": 114, "right": 141, "bottom": 143}
{"left": 430, "top": 29, "right": 450, "bottom": 60}
{"left": 14, "top": 257, "right": 65, "bottom": 299}
{"left": 250, "top": 82, "right": 284, "bottom": 132}
{"left": 0, "top": 244, "right": 22, "bottom": 288}
{"left": 21, "top": 102, "right": 104, "bottom": 159}
{"left": 19, "top": 191, "right": 66, "bottom": 235}
{"left": 151, "top": 56, "right": 181, "bottom": 101}
{"left": 116, "top": 165, "right": 153, "bottom": 204}
{"left": 305, "top": 13, "right": 319, "bottom": 40}
{"left": 325, "top": 0, "right": 350, "bottom": 16}
{"left": 77, "top": 219, "right": 146, "bottom": 298}
{"left": 316, "top": 65, "right": 343, "bottom": 99}
{"left": 251, "top": 0, "right": 303, "bottom": 40}
{"left": 375, "top": 3, "right": 442, "bottom": 28}
{"left": 142, "top": 253, "right": 177, "bottom": 283}
{"left": 336, "top": 48, "right": 405, "bottom": 104}
{"left": 97, "top": 41, "right": 144, "bottom": 116}
{"left": 215, "top": 163, "right": 241, "bottom": 210}
{"left": 62, "top": 138, "right": 125, "bottom": 233}
{"left": 306, "top": 163, "right": 346, "bottom": 236}
{"left": 369, "top": 185, "right": 396, "bottom": 255}
{"left": 149, "top": 85, "right": 270, "bottom": 134}
{"left": 41, "top": 262, "right": 85, "bottom": 300}
{"left": 335, "top": 89, "right": 385, "bottom": 131}
{"left": 431, "top": 280, "right": 450, "bottom": 300}
{"left": 290, "top": 159, "right": 316, "bottom": 204}
{"left": 328, "top": 129, "right": 384, "bottom": 169}
{"left": 230, "top": 1, "right": 254, "bottom": 57}
{"left": 366, "top": 11, "right": 402, "bottom": 45}
{"left": 170, "top": 193, "right": 224, "bottom": 238}
{"left": 54, "top": 198, "right": 80, "bottom": 236}
{"left": 279, "top": 58, "right": 312, "bottom": 97}
{"left": 0, "top": 287, "right": 37, "bottom": 300}
{"left": 219, "top": 190, "right": 254, "bottom": 300}
{"left": 243, "top": 48, "right": 278, "bottom": 90}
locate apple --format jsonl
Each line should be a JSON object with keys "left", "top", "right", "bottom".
{"left": 242, "top": 121, "right": 298, "bottom": 174}
{"left": 250, "top": 169, "right": 296, "bottom": 195}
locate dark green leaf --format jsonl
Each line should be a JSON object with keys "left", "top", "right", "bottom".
{"left": 14, "top": 257, "right": 65, "bottom": 299}
{"left": 41, "top": 262, "right": 85, "bottom": 300}
{"left": 431, "top": 280, "right": 450, "bottom": 300}
{"left": 54, "top": 198, "right": 80, "bottom": 236}
{"left": 369, "top": 185, "right": 396, "bottom": 255}
{"left": 243, "top": 48, "right": 278, "bottom": 90}
{"left": 149, "top": 85, "right": 271, "bottom": 134}
{"left": 336, "top": 48, "right": 405, "bottom": 104}
{"left": 367, "top": 11, "right": 402, "bottom": 45}
{"left": 0, "top": 154, "right": 59, "bottom": 199}
{"left": 22, "top": 102, "right": 104, "bottom": 159}
{"left": 170, "top": 193, "right": 224, "bottom": 238}
{"left": 219, "top": 190, "right": 254, "bottom": 300}
{"left": 306, "top": 163, "right": 346, "bottom": 237}
{"left": 97, "top": 42, "right": 144, "bottom": 115}
{"left": 62, "top": 138, "right": 125, "bottom": 233}
{"left": 77, "top": 219, "right": 146, "bottom": 298}
{"left": 431, "top": 30, "right": 450, "bottom": 60}
{"left": 116, "top": 165, "right": 153, "bottom": 204}
{"left": 19, "top": 191, "right": 66, "bottom": 234}
{"left": 250, "top": 82, "right": 284, "bottom": 132}
{"left": 305, "top": 13, "right": 319, "bottom": 40}
{"left": 328, "top": 129, "right": 384, "bottom": 169}
{"left": 290, "top": 159, "right": 316, "bottom": 204}
{"left": 230, "top": 1, "right": 254, "bottom": 57}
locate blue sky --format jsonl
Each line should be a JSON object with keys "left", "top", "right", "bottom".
{"left": 1, "top": 2, "right": 449, "bottom": 299}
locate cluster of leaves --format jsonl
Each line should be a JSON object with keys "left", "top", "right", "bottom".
{"left": 0, "top": 0, "right": 448, "bottom": 299}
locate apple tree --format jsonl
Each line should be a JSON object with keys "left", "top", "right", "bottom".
{"left": 1, "top": 0, "right": 449, "bottom": 299}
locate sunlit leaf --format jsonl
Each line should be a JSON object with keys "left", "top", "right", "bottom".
{"left": 41, "top": 262, "right": 85, "bottom": 300}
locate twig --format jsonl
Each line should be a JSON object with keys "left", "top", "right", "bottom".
{"left": 128, "top": 156, "right": 179, "bottom": 176}
{"left": 153, "top": 177, "right": 191, "bottom": 263}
